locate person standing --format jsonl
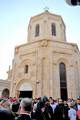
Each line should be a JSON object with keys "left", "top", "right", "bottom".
{"left": 15, "top": 98, "right": 32, "bottom": 120}
{"left": 68, "top": 102, "right": 76, "bottom": 120}
{"left": 35, "top": 96, "right": 54, "bottom": 120}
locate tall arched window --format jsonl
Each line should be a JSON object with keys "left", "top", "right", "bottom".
{"left": 35, "top": 24, "right": 39, "bottom": 37}
{"left": 25, "top": 65, "right": 28, "bottom": 73}
{"left": 59, "top": 62, "right": 67, "bottom": 100}
{"left": 51, "top": 23, "right": 56, "bottom": 36}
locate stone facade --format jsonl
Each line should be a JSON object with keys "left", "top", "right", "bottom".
{"left": 8, "top": 11, "right": 80, "bottom": 99}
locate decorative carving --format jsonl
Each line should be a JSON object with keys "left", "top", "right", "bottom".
{"left": 40, "top": 40, "right": 48, "bottom": 47}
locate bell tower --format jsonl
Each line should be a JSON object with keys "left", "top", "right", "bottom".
{"left": 27, "top": 10, "right": 66, "bottom": 43}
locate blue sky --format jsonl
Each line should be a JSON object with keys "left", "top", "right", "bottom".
{"left": 0, "top": 0, "right": 80, "bottom": 79}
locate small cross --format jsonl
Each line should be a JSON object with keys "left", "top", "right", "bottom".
{"left": 44, "top": 7, "right": 49, "bottom": 12}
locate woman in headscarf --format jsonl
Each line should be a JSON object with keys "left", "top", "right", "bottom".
{"left": 35, "top": 96, "right": 54, "bottom": 120}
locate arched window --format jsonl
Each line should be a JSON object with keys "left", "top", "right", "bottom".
{"left": 59, "top": 62, "right": 67, "bottom": 100}
{"left": 25, "top": 65, "right": 28, "bottom": 73}
{"left": 35, "top": 24, "right": 39, "bottom": 37}
{"left": 51, "top": 23, "right": 56, "bottom": 36}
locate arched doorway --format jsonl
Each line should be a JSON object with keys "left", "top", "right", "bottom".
{"left": 59, "top": 62, "right": 68, "bottom": 100}
{"left": 17, "top": 83, "right": 33, "bottom": 98}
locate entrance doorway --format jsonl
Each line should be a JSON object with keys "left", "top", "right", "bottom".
{"left": 19, "top": 91, "right": 32, "bottom": 98}
{"left": 18, "top": 82, "right": 33, "bottom": 98}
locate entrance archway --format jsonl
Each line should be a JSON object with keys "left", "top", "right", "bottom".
{"left": 17, "top": 83, "right": 33, "bottom": 98}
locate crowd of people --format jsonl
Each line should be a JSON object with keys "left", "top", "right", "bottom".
{"left": 0, "top": 96, "right": 80, "bottom": 120}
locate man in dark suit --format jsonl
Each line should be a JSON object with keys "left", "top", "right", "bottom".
{"left": 15, "top": 98, "right": 32, "bottom": 120}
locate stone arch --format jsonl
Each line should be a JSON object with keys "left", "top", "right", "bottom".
{"left": 57, "top": 57, "right": 69, "bottom": 65}
{"left": 20, "top": 59, "right": 31, "bottom": 66}
{"left": 16, "top": 80, "right": 33, "bottom": 98}
{"left": 57, "top": 57, "right": 69, "bottom": 76}
{"left": 17, "top": 82, "right": 32, "bottom": 91}
{"left": 19, "top": 59, "right": 31, "bottom": 70}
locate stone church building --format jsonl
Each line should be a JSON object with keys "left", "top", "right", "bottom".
{"left": 7, "top": 10, "right": 80, "bottom": 100}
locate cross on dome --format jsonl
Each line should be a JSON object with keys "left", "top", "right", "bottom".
{"left": 44, "top": 6, "right": 49, "bottom": 12}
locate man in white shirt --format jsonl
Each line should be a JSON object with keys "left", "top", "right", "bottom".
{"left": 68, "top": 102, "right": 76, "bottom": 120}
